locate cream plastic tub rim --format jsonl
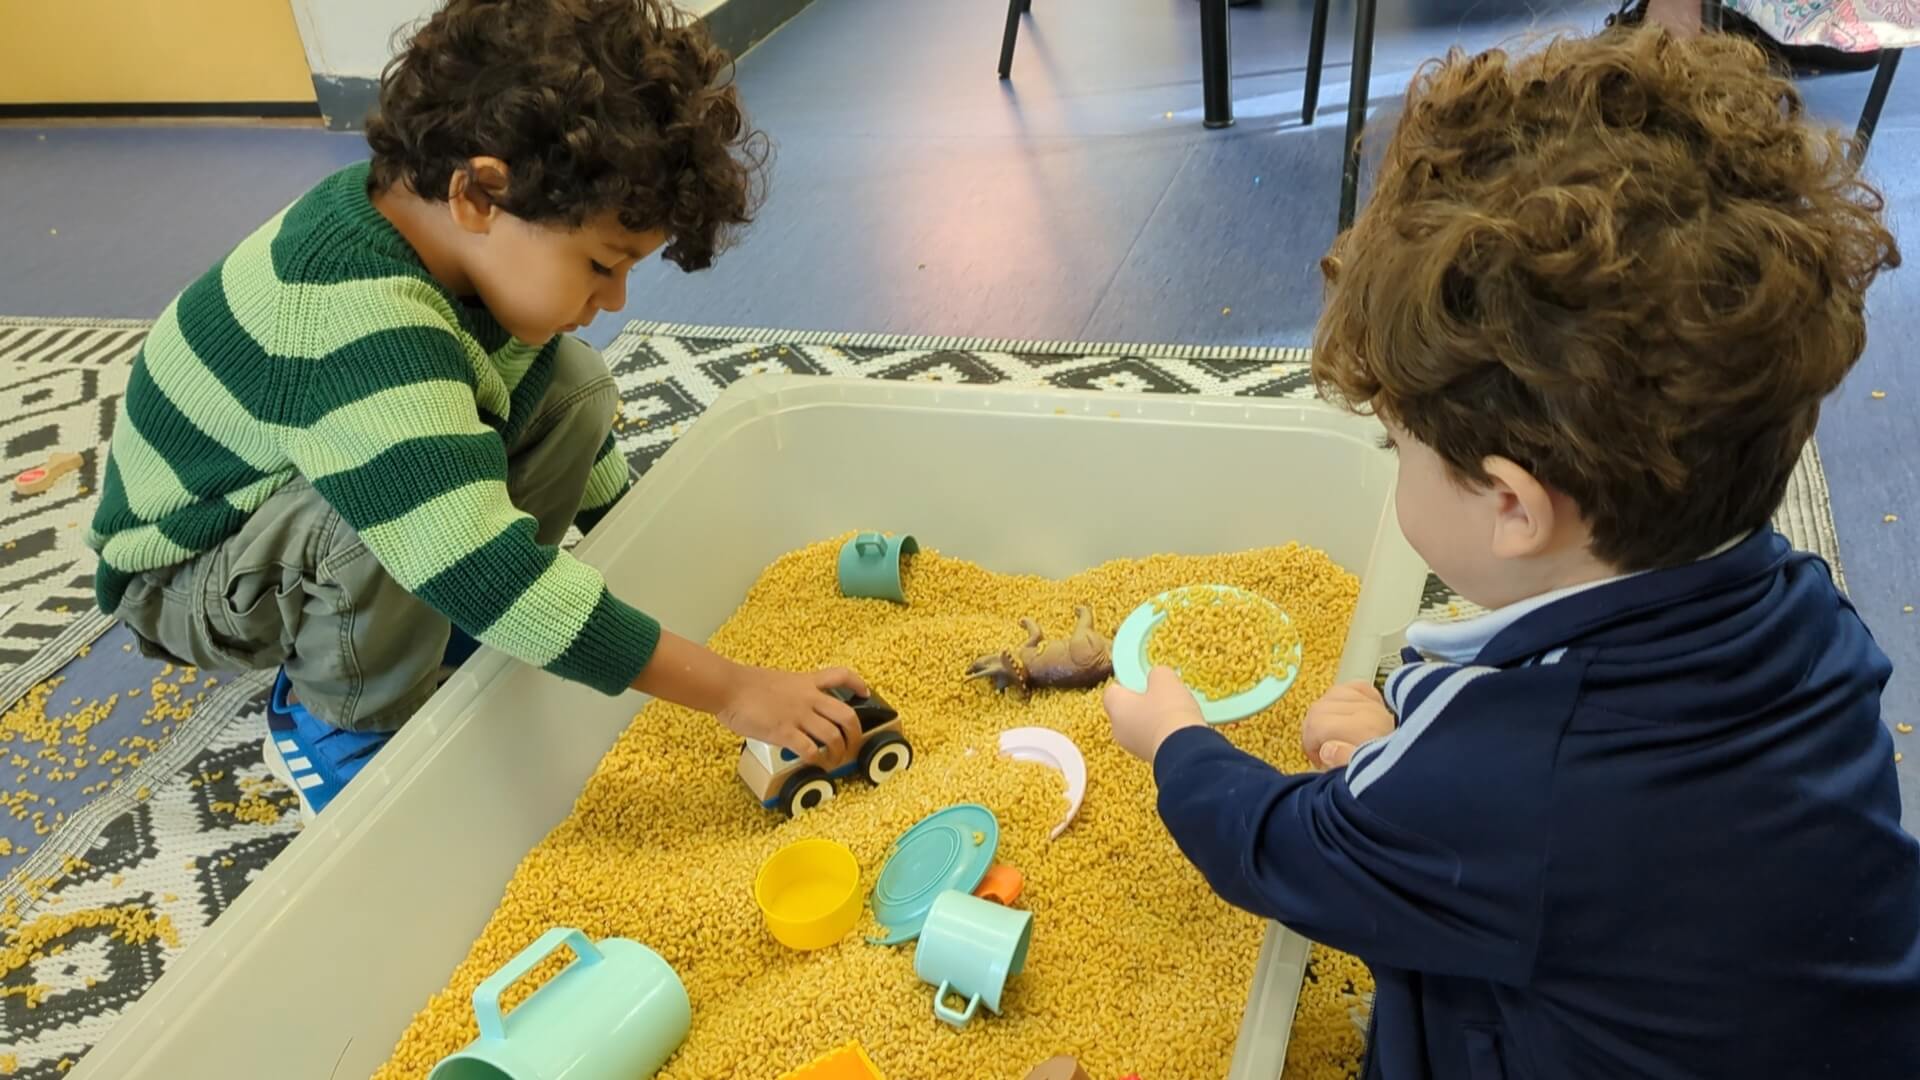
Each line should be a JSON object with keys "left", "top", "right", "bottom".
{"left": 72, "top": 374, "right": 1422, "bottom": 1080}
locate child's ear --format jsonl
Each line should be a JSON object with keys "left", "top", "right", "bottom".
{"left": 446, "top": 156, "right": 511, "bottom": 234}
{"left": 1482, "top": 455, "right": 1557, "bottom": 560}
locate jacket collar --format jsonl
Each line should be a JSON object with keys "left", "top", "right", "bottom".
{"left": 1406, "top": 530, "right": 1781, "bottom": 666}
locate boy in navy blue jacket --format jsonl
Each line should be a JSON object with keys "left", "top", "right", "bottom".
{"left": 1103, "top": 30, "right": 1920, "bottom": 1080}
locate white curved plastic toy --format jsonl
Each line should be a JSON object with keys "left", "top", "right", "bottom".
{"left": 997, "top": 726, "right": 1088, "bottom": 840}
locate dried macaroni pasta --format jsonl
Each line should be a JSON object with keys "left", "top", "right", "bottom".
{"left": 1147, "top": 586, "right": 1302, "bottom": 702}
{"left": 375, "top": 538, "right": 1371, "bottom": 1079}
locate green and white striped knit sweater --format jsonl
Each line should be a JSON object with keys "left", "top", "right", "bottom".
{"left": 88, "top": 162, "right": 658, "bottom": 695}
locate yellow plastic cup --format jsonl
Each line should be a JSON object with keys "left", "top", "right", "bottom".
{"left": 755, "top": 839, "right": 863, "bottom": 950}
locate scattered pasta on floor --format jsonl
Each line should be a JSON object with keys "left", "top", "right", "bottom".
{"left": 2, "top": 654, "right": 297, "bottom": 1044}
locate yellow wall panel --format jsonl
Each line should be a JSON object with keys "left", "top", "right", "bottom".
{"left": 0, "top": 0, "right": 316, "bottom": 105}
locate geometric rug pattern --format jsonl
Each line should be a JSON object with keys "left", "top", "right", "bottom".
{"left": 1, "top": 663, "right": 289, "bottom": 1077}
{"left": 0, "top": 318, "right": 148, "bottom": 668}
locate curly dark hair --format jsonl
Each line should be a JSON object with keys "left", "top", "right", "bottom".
{"left": 1313, "top": 30, "right": 1899, "bottom": 571}
{"left": 365, "top": 0, "right": 767, "bottom": 271}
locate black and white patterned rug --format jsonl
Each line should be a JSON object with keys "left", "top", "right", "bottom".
{"left": 0, "top": 318, "right": 146, "bottom": 668}
{"left": 0, "top": 319, "right": 1844, "bottom": 1077}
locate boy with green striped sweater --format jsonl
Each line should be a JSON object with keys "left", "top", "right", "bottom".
{"left": 88, "top": 0, "right": 868, "bottom": 815}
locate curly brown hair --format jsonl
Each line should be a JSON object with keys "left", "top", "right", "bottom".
{"left": 365, "top": 0, "right": 767, "bottom": 271}
{"left": 1313, "top": 30, "right": 1898, "bottom": 571}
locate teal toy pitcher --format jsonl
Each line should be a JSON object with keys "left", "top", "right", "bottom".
{"left": 429, "top": 927, "right": 691, "bottom": 1080}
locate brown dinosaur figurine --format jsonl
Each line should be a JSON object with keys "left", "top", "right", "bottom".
{"left": 966, "top": 605, "right": 1113, "bottom": 695}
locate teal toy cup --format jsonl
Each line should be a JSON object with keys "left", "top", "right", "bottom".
{"left": 911, "top": 889, "right": 1033, "bottom": 1029}
{"left": 429, "top": 927, "right": 691, "bottom": 1080}
{"left": 837, "top": 531, "right": 920, "bottom": 604}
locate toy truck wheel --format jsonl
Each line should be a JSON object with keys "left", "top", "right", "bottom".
{"left": 860, "top": 732, "right": 913, "bottom": 785}
{"left": 779, "top": 769, "right": 836, "bottom": 817}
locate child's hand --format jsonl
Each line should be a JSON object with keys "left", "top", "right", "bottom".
{"left": 1103, "top": 666, "right": 1206, "bottom": 763}
{"left": 718, "top": 666, "right": 871, "bottom": 764}
{"left": 1302, "top": 679, "right": 1395, "bottom": 769}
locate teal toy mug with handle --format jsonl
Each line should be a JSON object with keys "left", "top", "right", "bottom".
{"left": 912, "top": 889, "right": 1033, "bottom": 1029}
{"left": 837, "top": 531, "right": 919, "bottom": 603}
{"left": 429, "top": 927, "right": 691, "bottom": 1080}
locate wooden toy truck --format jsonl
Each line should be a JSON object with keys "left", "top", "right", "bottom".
{"left": 739, "top": 688, "right": 913, "bottom": 816}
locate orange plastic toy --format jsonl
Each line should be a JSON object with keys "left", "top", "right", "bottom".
{"left": 779, "top": 1041, "right": 887, "bottom": 1080}
{"left": 972, "top": 863, "right": 1025, "bottom": 906}
{"left": 13, "top": 451, "right": 83, "bottom": 496}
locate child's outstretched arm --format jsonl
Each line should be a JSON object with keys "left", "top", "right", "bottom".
{"left": 634, "top": 631, "right": 867, "bottom": 763}
{"left": 276, "top": 294, "right": 864, "bottom": 761}
{"left": 1106, "top": 664, "right": 1560, "bottom": 983}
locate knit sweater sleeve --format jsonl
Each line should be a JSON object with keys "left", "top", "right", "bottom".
{"left": 277, "top": 303, "right": 659, "bottom": 695}
{"left": 573, "top": 430, "right": 633, "bottom": 535}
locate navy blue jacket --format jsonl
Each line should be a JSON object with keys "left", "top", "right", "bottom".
{"left": 1155, "top": 530, "right": 1920, "bottom": 1079}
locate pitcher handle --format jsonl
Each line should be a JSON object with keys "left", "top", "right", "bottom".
{"left": 472, "top": 927, "right": 602, "bottom": 1042}
{"left": 932, "top": 981, "right": 982, "bottom": 1028}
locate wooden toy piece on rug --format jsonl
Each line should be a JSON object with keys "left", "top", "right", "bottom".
{"left": 779, "top": 1040, "right": 887, "bottom": 1080}
{"left": 13, "top": 451, "right": 84, "bottom": 496}
{"left": 1025, "top": 1056, "right": 1093, "bottom": 1080}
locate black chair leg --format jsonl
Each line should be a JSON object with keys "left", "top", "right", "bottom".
{"left": 1201, "top": 0, "right": 1234, "bottom": 128}
{"left": 999, "top": 0, "right": 1024, "bottom": 79}
{"left": 1339, "top": 0, "right": 1378, "bottom": 230}
{"left": 1855, "top": 49, "right": 1902, "bottom": 160}
{"left": 1304, "top": 0, "right": 1331, "bottom": 125}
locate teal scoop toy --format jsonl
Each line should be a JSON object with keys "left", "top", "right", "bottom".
{"left": 837, "top": 531, "right": 919, "bottom": 603}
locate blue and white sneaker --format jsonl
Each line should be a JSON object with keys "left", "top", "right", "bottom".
{"left": 262, "top": 670, "right": 393, "bottom": 820}
{"left": 260, "top": 628, "right": 481, "bottom": 819}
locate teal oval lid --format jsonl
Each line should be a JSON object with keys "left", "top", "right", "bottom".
{"left": 866, "top": 803, "right": 999, "bottom": 946}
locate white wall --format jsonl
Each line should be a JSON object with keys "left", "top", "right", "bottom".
{"left": 287, "top": 0, "right": 730, "bottom": 82}
{"left": 288, "top": 0, "right": 438, "bottom": 81}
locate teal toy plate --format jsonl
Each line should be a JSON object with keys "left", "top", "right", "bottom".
{"left": 1111, "top": 585, "right": 1303, "bottom": 725}
{"left": 866, "top": 804, "right": 999, "bottom": 946}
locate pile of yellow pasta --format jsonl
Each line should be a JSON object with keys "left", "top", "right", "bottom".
{"left": 1146, "top": 586, "right": 1303, "bottom": 702}
{"left": 375, "top": 537, "right": 1372, "bottom": 1080}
